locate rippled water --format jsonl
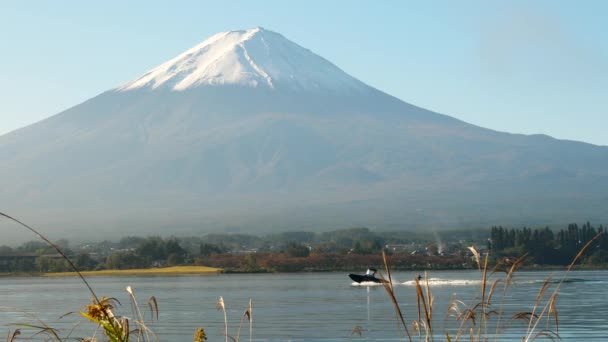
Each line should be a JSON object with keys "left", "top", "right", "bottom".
{"left": 1, "top": 270, "right": 606, "bottom": 341}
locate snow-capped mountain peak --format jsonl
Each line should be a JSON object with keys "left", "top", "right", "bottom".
{"left": 118, "top": 27, "right": 366, "bottom": 93}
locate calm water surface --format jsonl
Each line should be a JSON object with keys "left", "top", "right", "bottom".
{"left": 1, "top": 270, "right": 607, "bottom": 341}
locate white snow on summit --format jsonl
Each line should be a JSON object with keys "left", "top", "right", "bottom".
{"left": 118, "top": 27, "right": 367, "bottom": 93}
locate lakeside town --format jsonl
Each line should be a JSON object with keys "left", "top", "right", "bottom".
{"left": 1, "top": 222, "right": 605, "bottom": 275}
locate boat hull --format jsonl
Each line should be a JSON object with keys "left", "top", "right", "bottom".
{"left": 348, "top": 273, "right": 387, "bottom": 283}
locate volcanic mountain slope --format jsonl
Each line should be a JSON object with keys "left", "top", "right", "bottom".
{"left": 1, "top": 27, "right": 606, "bottom": 240}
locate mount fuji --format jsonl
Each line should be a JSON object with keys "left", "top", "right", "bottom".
{"left": 1, "top": 27, "right": 607, "bottom": 240}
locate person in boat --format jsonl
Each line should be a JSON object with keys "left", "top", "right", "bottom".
{"left": 365, "top": 268, "right": 377, "bottom": 276}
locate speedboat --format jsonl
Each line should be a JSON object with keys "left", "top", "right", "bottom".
{"left": 348, "top": 268, "right": 387, "bottom": 283}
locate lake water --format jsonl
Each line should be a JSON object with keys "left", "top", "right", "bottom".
{"left": 1, "top": 270, "right": 607, "bottom": 341}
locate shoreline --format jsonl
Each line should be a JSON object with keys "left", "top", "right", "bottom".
{"left": 42, "top": 266, "right": 222, "bottom": 277}
{"left": 1, "top": 264, "right": 606, "bottom": 278}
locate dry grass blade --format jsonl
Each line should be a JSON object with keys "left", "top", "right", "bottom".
{"left": 451, "top": 305, "right": 476, "bottom": 341}
{"left": 459, "top": 308, "right": 477, "bottom": 326}
{"left": 505, "top": 253, "right": 528, "bottom": 287}
{"left": 447, "top": 303, "right": 460, "bottom": 319}
{"left": 6, "top": 329, "right": 20, "bottom": 342}
{"left": 148, "top": 296, "right": 159, "bottom": 321}
{"left": 486, "top": 310, "right": 499, "bottom": 319}
{"left": 547, "top": 293, "right": 559, "bottom": 333}
{"left": 534, "top": 276, "right": 552, "bottom": 306}
{"left": 0, "top": 212, "right": 100, "bottom": 303}
{"left": 412, "top": 320, "right": 420, "bottom": 335}
{"left": 532, "top": 330, "right": 560, "bottom": 341}
{"left": 122, "top": 318, "right": 129, "bottom": 341}
{"left": 480, "top": 253, "right": 489, "bottom": 306}
{"left": 447, "top": 299, "right": 466, "bottom": 317}
{"left": 382, "top": 249, "right": 394, "bottom": 289}
{"left": 567, "top": 232, "right": 602, "bottom": 271}
{"left": 490, "top": 262, "right": 505, "bottom": 275}
{"left": 526, "top": 275, "right": 552, "bottom": 333}
{"left": 15, "top": 323, "right": 61, "bottom": 341}
{"left": 449, "top": 298, "right": 477, "bottom": 342}
{"left": 351, "top": 325, "right": 364, "bottom": 337}
{"left": 126, "top": 286, "right": 144, "bottom": 340}
{"left": 486, "top": 279, "right": 502, "bottom": 304}
{"left": 512, "top": 312, "right": 539, "bottom": 323}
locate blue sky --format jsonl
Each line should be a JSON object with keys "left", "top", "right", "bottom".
{"left": 1, "top": 1, "right": 606, "bottom": 145}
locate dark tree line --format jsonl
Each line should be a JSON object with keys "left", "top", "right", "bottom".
{"left": 105, "top": 236, "right": 189, "bottom": 269}
{"left": 490, "top": 222, "right": 607, "bottom": 265}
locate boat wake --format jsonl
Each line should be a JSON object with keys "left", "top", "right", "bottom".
{"left": 401, "top": 278, "right": 482, "bottom": 286}
{"left": 516, "top": 278, "right": 590, "bottom": 285}
{"left": 351, "top": 281, "right": 395, "bottom": 287}
{"left": 351, "top": 278, "right": 483, "bottom": 287}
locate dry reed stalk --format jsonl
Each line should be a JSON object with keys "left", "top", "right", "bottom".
{"left": 467, "top": 247, "right": 481, "bottom": 271}
{"left": 449, "top": 247, "right": 494, "bottom": 341}
{"left": 449, "top": 291, "right": 478, "bottom": 340}
{"left": 547, "top": 293, "right": 559, "bottom": 333}
{"left": 235, "top": 298, "right": 253, "bottom": 342}
{"left": 525, "top": 275, "right": 552, "bottom": 334}
{"left": 523, "top": 232, "right": 603, "bottom": 341}
{"left": 125, "top": 286, "right": 158, "bottom": 342}
{"left": 505, "top": 254, "right": 528, "bottom": 287}
{"left": 446, "top": 299, "right": 465, "bottom": 321}
{"left": 248, "top": 299, "right": 253, "bottom": 342}
{"left": 425, "top": 273, "right": 434, "bottom": 323}
{"left": 216, "top": 296, "right": 228, "bottom": 342}
{"left": 463, "top": 247, "right": 490, "bottom": 341}
{"left": 477, "top": 251, "right": 491, "bottom": 339}
{"left": 486, "top": 278, "right": 501, "bottom": 304}
{"left": 380, "top": 250, "right": 412, "bottom": 341}
{"left": 414, "top": 273, "right": 433, "bottom": 339}
{"left": 492, "top": 253, "right": 527, "bottom": 340}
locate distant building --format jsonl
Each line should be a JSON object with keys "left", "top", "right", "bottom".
{"left": 385, "top": 244, "right": 416, "bottom": 252}
{"left": 0, "top": 253, "right": 37, "bottom": 266}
